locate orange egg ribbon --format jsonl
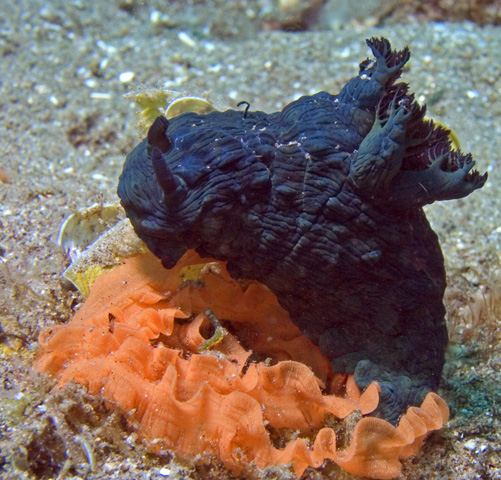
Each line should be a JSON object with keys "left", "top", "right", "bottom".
{"left": 35, "top": 251, "right": 448, "bottom": 479}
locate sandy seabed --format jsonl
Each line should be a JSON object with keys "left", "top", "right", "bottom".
{"left": 0, "top": 1, "right": 500, "bottom": 479}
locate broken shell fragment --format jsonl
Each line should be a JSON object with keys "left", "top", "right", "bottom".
{"left": 58, "top": 203, "right": 123, "bottom": 262}
{"left": 127, "top": 89, "right": 217, "bottom": 136}
{"left": 165, "top": 96, "right": 216, "bottom": 119}
{"left": 58, "top": 204, "right": 146, "bottom": 297}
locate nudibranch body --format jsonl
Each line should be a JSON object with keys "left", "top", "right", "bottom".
{"left": 118, "top": 37, "right": 487, "bottom": 423}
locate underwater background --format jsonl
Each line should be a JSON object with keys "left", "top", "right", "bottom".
{"left": 0, "top": 1, "right": 500, "bottom": 479}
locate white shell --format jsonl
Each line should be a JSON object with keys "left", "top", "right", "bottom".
{"left": 58, "top": 203, "right": 123, "bottom": 262}
{"left": 58, "top": 203, "right": 147, "bottom": 296}
{"left": 61, "top": 218, "right": 146, "bottom": 297}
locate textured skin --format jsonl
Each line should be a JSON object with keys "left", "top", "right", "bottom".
{"left": 118, "top": 38, "right": 487, "bottom": 423}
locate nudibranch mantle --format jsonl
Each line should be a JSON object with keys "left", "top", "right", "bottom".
{"left": 118, "top": 37, "right": 487, "bottom": 423}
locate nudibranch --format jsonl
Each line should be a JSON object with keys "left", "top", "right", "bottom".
{"left": 118, "top": 37, "right": 487, "bottom": 423}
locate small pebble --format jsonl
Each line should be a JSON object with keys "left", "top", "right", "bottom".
{"left": 464, "top": 439, "right": 477, "bottom": 450}
{"left": 178, "top": 31, "right": 196, "bottom": 48}
{"left": 150, "top": 10, "right": 161, "bottom": 23}
{"left": 84, "top": 78, "right": 98, "bottom": 88}
{"left": 90, "top": 92, "right": 112, "bottom": 99}
{"left": 466, "top": 89, "right": 479, "bottom": 99}
{"left": 119, "top": 71, "right": 135, "bottom": 83}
